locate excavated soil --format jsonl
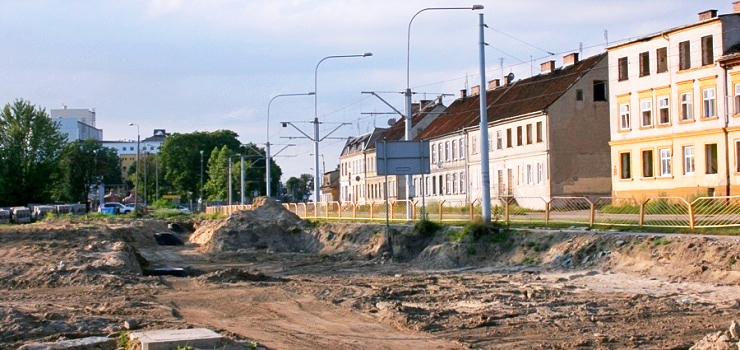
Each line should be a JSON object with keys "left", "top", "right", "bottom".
{"left": 3, "top": 198, "right": 740, "bottom": 349}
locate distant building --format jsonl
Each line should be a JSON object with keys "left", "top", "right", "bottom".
{"left": 50, "top": 107, "right": 102, "bottom": 142}
{"left": 102, "top": 129, "right": 169, "bottom": 180}
{"left": 320, "top": 169, "right": 340, "bottom": 202}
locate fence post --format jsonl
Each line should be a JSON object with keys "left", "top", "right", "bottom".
{"left": 370, "top": 201, "right": 374, "bottom": 220}
{"left": 470, "top": 200, "right": 474, "bottom": 221}
{"left": 390, "top": 200, "right": 394, "bottom": 221}
{"left": 639, "top": 200, "right": 646, "bottom": 227}
{"left": 545, "top": 200, "right": 550, "bottom": 226}
{"left": 412, "top": 201, "right": 417, "bottom": 221}
{"left": 589, "top": 202, "right": 595, "bottom": 227}
{"left": 505, "top": 198, "right": 510, "bottom": 226}
{"left": 352, "top": 202, "right": 357, "bottom": 219}
{"left": 439, "top": 200, "right": 445, "bottom": 222}
{"left": 688, "top": 201, "right": 695, "bottom": 229}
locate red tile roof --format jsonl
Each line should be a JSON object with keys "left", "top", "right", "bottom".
{"left": 416, "top": 53, "right": 606, "bottom": 140}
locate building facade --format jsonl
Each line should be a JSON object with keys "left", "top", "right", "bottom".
{"left": 608, "top": 6, "right": 740, "bottom": 199}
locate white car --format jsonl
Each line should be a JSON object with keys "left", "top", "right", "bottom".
{"left": 98, "top": 202, "right": 131, "bottom": 214}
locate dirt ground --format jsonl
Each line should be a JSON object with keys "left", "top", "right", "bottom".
{"left": 3, "top": 198, "right": 740, "bottom": 349}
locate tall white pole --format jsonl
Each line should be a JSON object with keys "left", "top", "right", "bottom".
{"left": 405, "top": 5, "right": 483, "bottom": 221}
{"left": 313, "top": 54, "right": 372, "bottom": 204}
{"left": 228, "top": 157, "right": 232, "bottom": 205}
{"left": 240, "top": 154, "right": 245, "bottom": 205}
{"left": 478, "top": 13, "right": 491, "bottom": 223}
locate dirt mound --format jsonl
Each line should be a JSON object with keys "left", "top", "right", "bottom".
{"left": 196, "top": 268, "right": 288, "bottom": 284}
{"left": 313, "top": 222, "right": 397, "bottom": 258}
{"left": 190, "top": 197, "right": 318, "bottom": 253}
{"left": 689, "top": 331, "right": 736, "bottom": 350}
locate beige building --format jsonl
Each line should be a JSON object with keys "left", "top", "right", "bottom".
{"left": 608, "top": 6, "right": 740, "bottom": 199}
{"left": 414, "top": 53, "right": 611, "bottom": 208}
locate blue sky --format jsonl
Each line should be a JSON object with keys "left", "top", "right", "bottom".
{"left": 0, "top": 0, "right": 732, "bottom": 180}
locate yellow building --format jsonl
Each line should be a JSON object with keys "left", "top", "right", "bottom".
{"left": 609, "top": 5, "right": 740, "bottom": 200}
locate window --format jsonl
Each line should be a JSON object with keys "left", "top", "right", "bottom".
{"left": 432, "top": 176, "right": 437, "bottom": 195}
{"left": 656, "top": 47, "right": 668, "bottom": 73}
{"left": 642, "top": 150, "right": 654, "bottom": 177}
{"left": 526, "top": 124, "right": 532, "bottom": 144}
{"left": 593, "top": 81, "right": 607, "bottom": 101}
{"left": 526, "top": 164, "right": 533, "bottom": 184}
{"left": 620, "top": 103, "right": 630, "bottom": 130}
{"left": 536, "top": 121, "right": 543, "bottom": 142}
{"left": 639, "top": 51, "right": 650, "bottom": 77}
{"left": 576, "top": 89, "right": 584, "bottom": 101}
{"left": 451, "top": 141, "right": 457, "bottom": 160}
{"left": 683, "top": 146, "right": 695, "bottom": 175}
{"left": 618, "top": 57, "right": 628, "bottom": 81}
{"left": 660, "top": 148, "right": 671, "bottom": 176}
{"left": 445, "top": 174, "right": 451, "bottom": 194}
{"left": 452, "top": 173, "right": 458, "bottom": 194}
{"left": 517, "top": 126, "right": 523, "bottom": 146}
{"left": 703, "top": 88, "right": 716, "bottom": 118}
{"left": 705, "top": 144, "right": 718, "bottom": 174}
{"left": 459, "top": 139, "right": 464, "bottom": 159}
{"left": 488, "top": 132, "right": 493, "bottom": 151}
{"left": 431, "top": 143, "right": 436, "bottom": 164}
{"left": 735, "top": 84, "right": 740, "bottom": 114}
{"left": 641, "top": 99, "right": 652, "bottom": 127}
{"left": 496, "top": 130, "right": 503, "bottom": 149}
{"left": 506, "top": 129, "right": 512, "bottom": 148}
{"left": 658, "top": 96, "right": 670, "bottom": 124}
{"left": 445, "top": 142, "right": 450, "bottom": 161}
{"left": 701, "top": 35, "right": 714, "bottom": 66}
{"left": 620, "top": 152, "right": 631, "bottom": 179}
{"left": 459, "top": 173, "right": 465, "bottom": 193}
{"left": 736, "top": 141, "right": 740, "bottom": 172}
{"left": 680, "top": 92, "right": 693, "bottom": 121}
{"left": 537, "top": 163, "right": 543, "bottom": 184}
{"left": 679, "top": 40, "right": 691, "bottom": 70}
{"left": 472, "top": 135, "right": 477, "bottom": 154}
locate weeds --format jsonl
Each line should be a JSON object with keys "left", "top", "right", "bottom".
{"left": 117, "top": 332, "right": 129, "bottom": 349}
{"left": 520, "top": 256, "right": 541, "bottom": 265}
{"left": 652, "top": 237, "right": 670, "bottom": 247}
{"left": 414, "top": 219, "right": 442, "bottom": 237}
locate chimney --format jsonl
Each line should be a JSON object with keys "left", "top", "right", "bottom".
{"left": 735, "top": 1, "right": 740, "bottom": 13}
{"left": 541, "top": 60, "right": 555, "bottom": 74}
{"left": 504, "top": 74, "right": 514, "bottom": 85}
{"left": 563, "top": 53, "right": 579, "bottom": 67}
{"left": 488, "top": 79, "right": 500, "bottom": 90}
{"left": 419, "top": 99, "right": 432, "bottom": 109}
{"left": 471, "top": 85, "right": 480, "bottom": 96}
{"left": 460, "top": 89, "right": 467, "bottom": 98}
{"left": 699, "top": 9, "right": 718, "bottom": 21}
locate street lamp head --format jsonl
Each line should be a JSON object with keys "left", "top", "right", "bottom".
{"left": 472, "top": 4, "right": 484, "bottom": 10}
{"left": 128, "top": 123, "right": 135, "bottom": 126}
{"left": 308, "top": 92, "right": 316, "bottom": 95}
{"left": 363, "top": 52, "right": 373, "bottom": 57}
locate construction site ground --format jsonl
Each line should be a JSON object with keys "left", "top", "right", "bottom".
{"left": 3, "top": 198, "right": 740, "bottom": 349}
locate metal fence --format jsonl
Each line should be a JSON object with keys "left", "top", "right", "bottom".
{"left": 205, "top": 196, "right": 740, "bottom": 229}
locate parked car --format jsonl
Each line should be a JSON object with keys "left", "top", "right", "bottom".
{"left": 124, "top": 203, "right": 146, "bottom": 213}
{"left": 98, "top": 202, "right": 130, "bottom": 214}
{"left": 177, "top": 205, "right": 191, "bottom": 213}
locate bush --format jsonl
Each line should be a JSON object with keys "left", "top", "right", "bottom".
{"left": 414, "top": 219, "right": 442, "bottom": 237}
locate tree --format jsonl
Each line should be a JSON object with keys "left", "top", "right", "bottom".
{"left": 203, "top": 146, "right": 230, "bottom": 201}
{"left": 158, "top": 130, "right": 241, "bottom": 201}
{"left": 238, "top": 143, "right": 282, "bottom": 198}
{"left": 285, "top": 173, "right": 314, "bottom": 202}
{"left": 57, "top": 139, "right": 122, "bottom": 203}
{"left": 0, "top": 99, "right": 66, "bottom": 206}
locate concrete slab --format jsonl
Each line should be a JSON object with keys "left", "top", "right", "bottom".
{"left": 129, "top": 328, "right": 223, "bottom": 350}
{"left": 18, "top": 336, "right": 116, "bottom": 350}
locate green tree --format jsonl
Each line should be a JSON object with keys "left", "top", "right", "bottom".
{"left": 203, "top": 146, "right": 230, "bottom": 201}
{"left": 57, "top": 139, "right": 122, "bottom": 203}
{"left": 285, "top": 173, "right": 313, "bottom": 202}
{"left": 238, "top": 143, "right": 282, "bottom": 199}
{"left": 0, "top": 99, "right": 66, "bottom": 206}
{"left": 159, "top": 130, "right": 241, "bottom": 201}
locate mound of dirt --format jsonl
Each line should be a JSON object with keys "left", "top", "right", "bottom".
{"left": 196, "top": 268, "right": 288, "bottom": 284}
{"left": 689, "top": 331, "right": 736, "bottom": 350}
{"left": 190, "top": 197, "right": 319, "bottom": 253}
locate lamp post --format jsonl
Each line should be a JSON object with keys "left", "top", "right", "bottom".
{"left": 267, "top": 92, "right": 314, "bottom": 198}
{"left": 404, "top": 5, "right": 483, "bottom": 219}
{"left": 313, "top": 53, "right": 372, "bottom": 204}
{"left": 128, "top": 123, "right": 140, "bottom": 206}
{"left": 199, "top": 149, "right": 204, "bottom": 210}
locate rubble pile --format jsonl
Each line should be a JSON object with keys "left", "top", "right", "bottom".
{"left": 190, "top": 197, "right": 319, "bottom": 253}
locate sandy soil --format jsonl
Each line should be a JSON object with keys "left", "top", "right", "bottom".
{"left": 3, "top": 200, "right": 740, "bottom": 349}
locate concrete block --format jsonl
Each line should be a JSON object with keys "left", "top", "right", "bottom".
{"left": 18, "top": 336, "right": 116, "bottom": 350}
{"left": 129, "top": 328, "right": 223, "bottom": 350}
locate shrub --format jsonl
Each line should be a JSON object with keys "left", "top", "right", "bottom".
{"left": 414, "top": 219, "right": 442, "bottom": 237}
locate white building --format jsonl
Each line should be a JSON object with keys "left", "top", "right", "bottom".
{"left": 51, "top": 107, "right": 102, "bottom": 142}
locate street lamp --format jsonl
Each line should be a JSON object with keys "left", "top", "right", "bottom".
{"left": 267, "top": 92, "right": 314, "bottom": 198}
{"left": 128, "top": 123, "right": 140, "bottom": 206}
{"left": 199, "top": 149, "right": 204, "bottom": 210}
{"left": 313, "top": 52, "right": 372, "bottom": 203}
{"left": 404, "top": 5, "right": 483, "bottom": 219}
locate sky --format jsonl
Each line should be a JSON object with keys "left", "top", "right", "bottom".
{"left": 0, "top": 0, "right": 734, "bottom": 181}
